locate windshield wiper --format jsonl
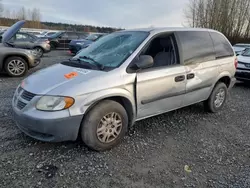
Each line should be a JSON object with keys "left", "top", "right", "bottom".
{"left": 79, "top": 56, "right": 105, "bottom": 70}
{"left": 68, "top": 57, "right": 94, "bottom": 69}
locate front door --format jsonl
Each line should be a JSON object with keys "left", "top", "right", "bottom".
{"left": 136, "top": 65, "right": 186, "bottom": 120}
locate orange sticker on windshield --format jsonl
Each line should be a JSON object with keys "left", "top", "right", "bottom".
{"left": 64, "top": 72, "right": 78, "bottom": 79}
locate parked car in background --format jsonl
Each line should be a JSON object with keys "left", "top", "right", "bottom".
{"left": 8, "top": 32, "right": 51, "bottom": 57}
{"left": 0, "top": 20, "right": 40, "bottom": 77}
{"left": 69, "top": 33, "right": 106, "bottom": 54}
{"left": 235, "top": 48, "right": 250, "bottom": 82}
{"left": 40, "top": 31, "right": 89, "bottom": 50}
{"left": 233, "top": 43, "right": 250, "bottom": 55}
{"left": 12, "top": 27, "right": 236, "bottom": 151}
{"left": 36, "top": 31, "right": 58, "bottom": 38}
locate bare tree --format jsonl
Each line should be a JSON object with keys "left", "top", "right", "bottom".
{"left": 184, "top": 0, "right": 250, "bottom": 41}
{"left": 0, "top": 0, "right": 4, "bottom": 17}
{"left": 4, "top": 9, "right": 11, "bottom": 18}
{"left": 16, "top": 6, "right": 27, "bottom": 20}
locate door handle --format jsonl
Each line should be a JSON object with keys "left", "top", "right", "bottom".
{"left": 175, "top": 75, "right": 185, "bottom": 82}
{"left": 187, "top": 73, "right": 195, "bottom": 80}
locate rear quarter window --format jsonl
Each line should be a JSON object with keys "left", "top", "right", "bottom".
{"left": 176, "top": 31, "right": 215, "bottom": 65}
{"left": 209, "top": 32, "right": 234, "bottom": 58}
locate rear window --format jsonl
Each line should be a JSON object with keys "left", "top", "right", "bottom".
{"left": 210, "top": 32, "right": 234, "bottom": 58}
{"left": 176, "top": 31, "right": 215, "bottom": 64}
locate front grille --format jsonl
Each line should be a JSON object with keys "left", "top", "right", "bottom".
{"left": 17, "top": 86, "right": 22, "bottom": 93}
{"left": 14, "top": 87, "right": 36, "bottom": 110}
{"left": 238, "top": 61, "right": 250, "bottom": 68}
{"left": 17, "top": 100, "right": 26, "bottom": 110}
{"left": 21, "top": 90, "right": 36, "bottom": 101}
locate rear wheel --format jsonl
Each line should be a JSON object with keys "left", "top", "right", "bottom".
{"left": 204, "top": 82, "right": 228, "bottom": 113}
{"left": 81, "top": 100, "right": 128, "bottom": 151}
{"left": 33, "top": 47, "right": 44, "bottom": 57}
{"left": 4, "top": 56, "right": 28, "bottom": 77}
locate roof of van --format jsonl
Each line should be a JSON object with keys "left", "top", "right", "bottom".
{"left": 121, "top": 27, "right": 218, "bottom": 34}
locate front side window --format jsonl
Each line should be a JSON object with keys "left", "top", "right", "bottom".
{"left": 176, "top": 31, "right": 215, "bottom": 64}
{"left": 67, "top": 32, "right": 78, "bottom": 39}
{"left": 73, "top": 31, "right": 149, "bottom": 68}
{"left": 16, "top": 33, "right": 28, "bottom": 40}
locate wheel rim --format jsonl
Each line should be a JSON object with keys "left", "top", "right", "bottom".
{"left": 7, "top": 59, "right": 25, "bottom": 76}
{"left": 214, "top": 88, "right": 225, "bottom": 108}
{"left": 97, "top": 112, "right": 122, "bottom": 143}
{"left": 35, "top": 48, "right": 43, "bottom": 57}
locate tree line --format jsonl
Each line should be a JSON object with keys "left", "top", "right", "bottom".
{"left": 0, "top": 0, "right": 118, "bottom": 33}
{"left": 184, "top": 0, "right": 250, "bottom": 44}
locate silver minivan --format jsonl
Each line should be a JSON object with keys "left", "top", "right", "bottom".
{"left": 12, "top": 28, "right": 237, "bottom": 151}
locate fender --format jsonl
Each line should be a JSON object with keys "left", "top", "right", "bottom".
{"left": 69, "top": 87, "right": 136, "bottom": 118}
{"left": 0, "top": 52, "right": 30, "bottom": 70}
{"left": 209, "top": 71, "right": 232, "bottom": 93}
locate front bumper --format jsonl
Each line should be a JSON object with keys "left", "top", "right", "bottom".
{"left": 12, "top": 88, "right": 83, "bottom": 142}
{"left": 41, "top": 43, "right": 51, "bottom": 53}
{"left": 27, "top": 54, "right": 41, "bottom": 68}
{"left": 69, "top": 44, "right": 81, "bottom": 54}
{"left": 235, "top": 69, "right": 250, "bottom": 82}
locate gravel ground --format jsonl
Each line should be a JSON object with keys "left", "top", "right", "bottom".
{"left": 0, "top": 50, "right": 250, "bottom": 188}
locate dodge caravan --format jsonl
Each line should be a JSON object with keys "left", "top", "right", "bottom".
{"left": 12, "top": 28, "right": 236, "bottom": 151}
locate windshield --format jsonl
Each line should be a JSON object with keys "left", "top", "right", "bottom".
{"left": 242, "top": 48, "right": 250, "bottom": 56}
{"left": 50, "top": 31, "right": 63, "bottom": 38}
{"left": 40, "top": 31, "right": 47, "bottom": 35}
{"left": 86, "top": 34, "right": 101, "bottom": 41}
{"left": 46, "top": 32, "right": 56, "bottom": 36}
{"left": 73, "top": 31, "right": 149, "bottom": 69}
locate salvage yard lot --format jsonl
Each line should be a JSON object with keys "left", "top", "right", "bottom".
{"left": 0, "top": 50, "right": 250, "bottom": 188}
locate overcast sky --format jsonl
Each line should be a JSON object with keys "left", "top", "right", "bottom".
{"left": 3, "top": 0, "right": 188, "bottom": 28}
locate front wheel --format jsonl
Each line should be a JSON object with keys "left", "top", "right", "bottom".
{"left": 33, "top": 47, "right": 44, "bottom": 58}
{"left": 81, "top": 100, "right": 128, "bottom": 151}
{"left": 204, "top": 82, "right": 228, "bottom": 113}
{"left": 4, "top": 56, "right": 28, "bottom": 77}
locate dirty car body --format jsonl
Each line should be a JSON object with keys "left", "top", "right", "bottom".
{"left": 12, "top": 27, "right": 236, "bottom": 150}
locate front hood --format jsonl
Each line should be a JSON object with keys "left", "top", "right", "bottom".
{"left": 22, "top": 63, "right": 108, "bottom": 95}
{"left": 237, "top": 55, "right": 250, "bottom": 63}
{"left": 2, "top": 20, "right": 25, "bottom": 43}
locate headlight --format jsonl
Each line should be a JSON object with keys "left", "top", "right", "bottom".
{"left": 76, "top": 42, "right": 84, "bottom": 45}
{"left": 36, "top": 96, "right": 75, "bottom": 111}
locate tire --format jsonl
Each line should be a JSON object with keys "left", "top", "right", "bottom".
{"left": 50, "top": 42, "right": 56, "bottom": 50}
{"left": 33, "top": 47, "right": 44, "bottom": 58}
{"left": 81, "top": 100, "right": 128, "bottom": 151}
{"left": 204, "top": 82, "right": 228, "bottom": 113}
{"left": 4, "top": 56, "right": 28, "bottom": 77}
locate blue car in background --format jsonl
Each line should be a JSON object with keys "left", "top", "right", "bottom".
{"left": 69, "top": 33, "right": 106, "bottom": 54}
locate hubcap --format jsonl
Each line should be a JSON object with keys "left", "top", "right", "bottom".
{"left": 97, "top": 112, "right": 122, "bottom": 143}
{"left": 214, "top": 88, "right": 225, "bottom": 108}
{"left": 7, "top": 60, "right": 25, "bottom": 76}
{"left": 35, "top": 48, "right": 43, "bottom": 56}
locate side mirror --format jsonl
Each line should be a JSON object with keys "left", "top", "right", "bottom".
{"left": 134, "top": 55, "right": 154, "bottom": 69}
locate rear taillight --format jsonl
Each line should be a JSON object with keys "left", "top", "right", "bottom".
{"left": 234, "top": 57, "right": 238, "bottom": 69}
